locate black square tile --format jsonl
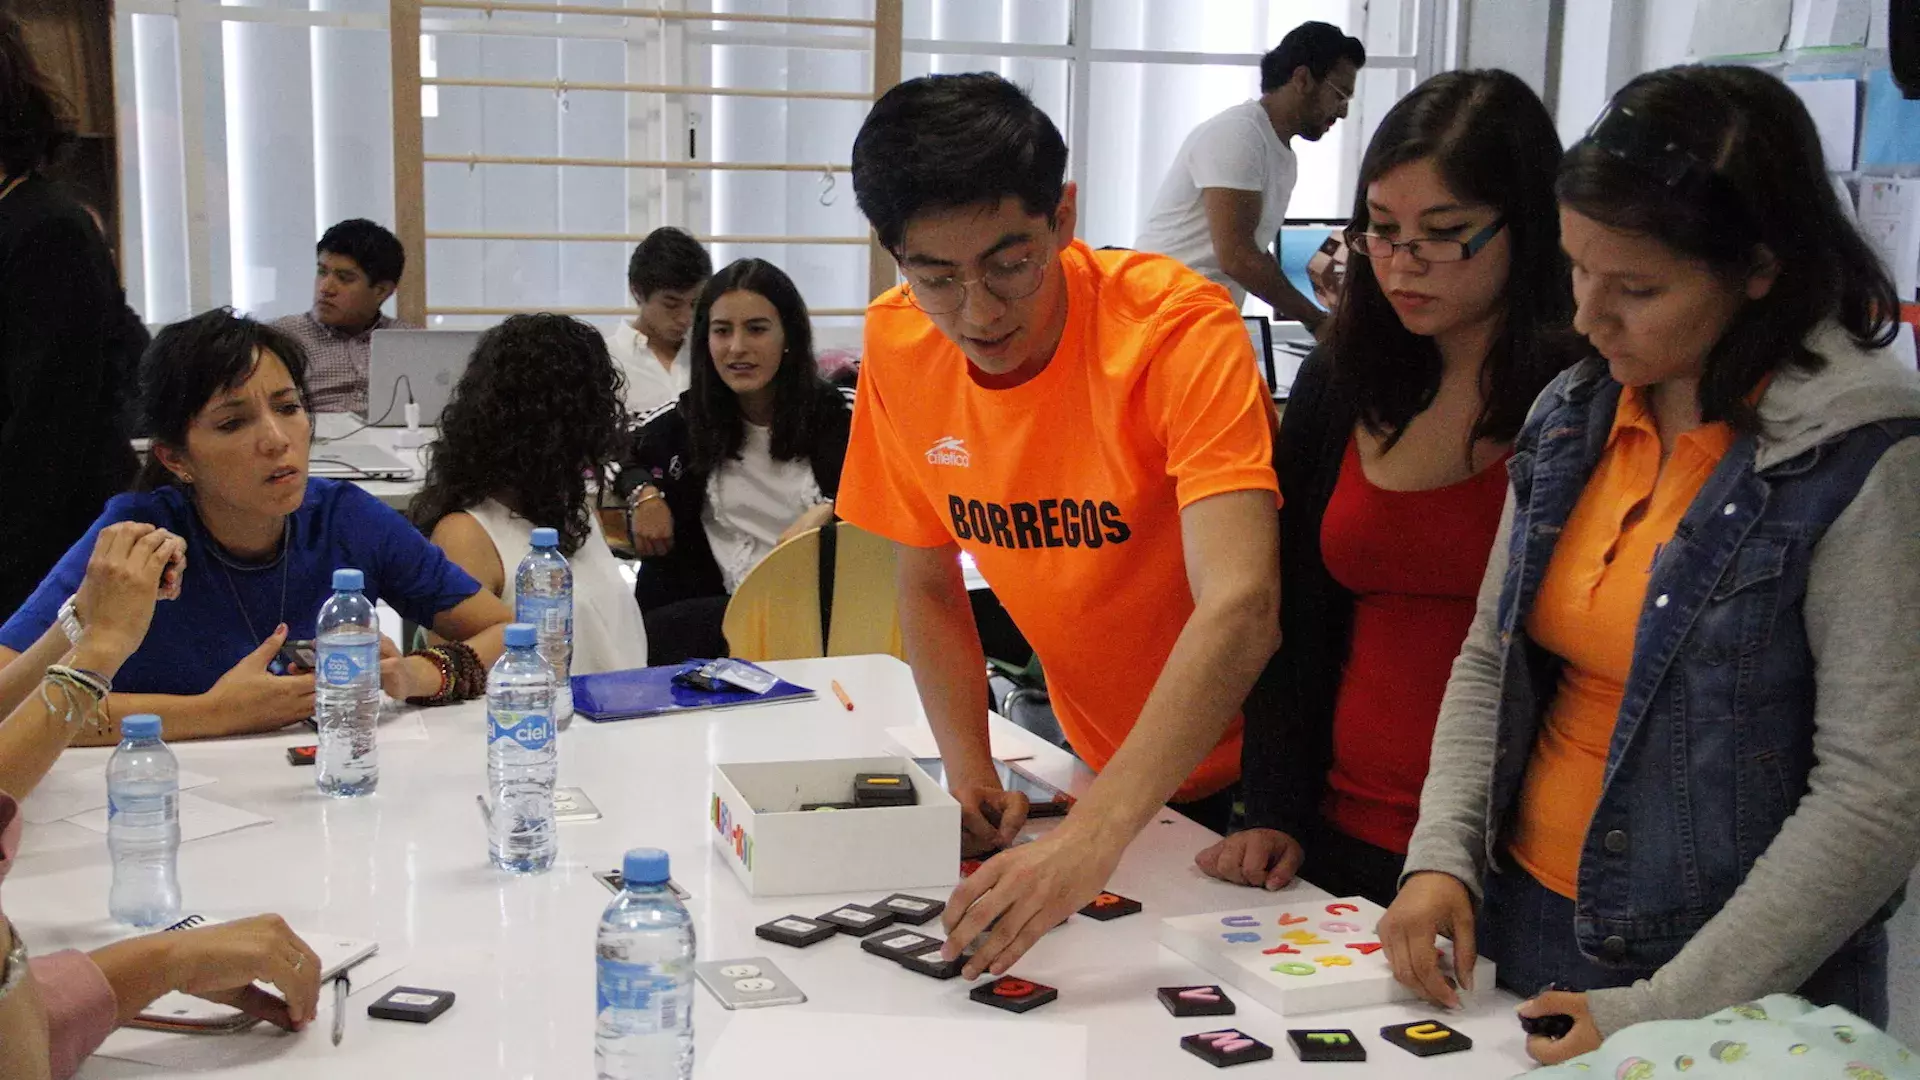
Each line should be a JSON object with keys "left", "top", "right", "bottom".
{"left": 1181, "top": 1029, "right": 1274, "bottom": 1067}
{"left": 753, "top": 915, "right": 837, "bottom": 948}
{"left": 1288, "top": 1029, "right": 1367, "bottom": 1062}
{"left": 1380, "top": 1020, "right": 1473, "bottom": 1057}
{"left": 1157, "top": 985, "right": 1236, "bottom": 1017}
{"left": 969, "top": 976, "right": 1058, "bottom": 1013}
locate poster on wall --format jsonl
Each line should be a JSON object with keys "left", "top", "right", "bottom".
{"left": 1688, "top": 0, "right": 1791, "bottom": 58}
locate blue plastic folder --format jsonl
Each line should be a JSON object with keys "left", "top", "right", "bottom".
{"left": 570, "top": 661, "right": 815, "bottom": 722}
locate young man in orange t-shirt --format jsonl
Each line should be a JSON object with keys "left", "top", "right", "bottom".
{"left": 841, "top": 73, "right": 1282, "bottom": 979}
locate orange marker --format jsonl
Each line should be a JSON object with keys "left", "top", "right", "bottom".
{"left": 831, "top": 680, "right": 854, "bottom": 711}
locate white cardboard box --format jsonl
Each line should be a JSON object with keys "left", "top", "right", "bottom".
{"left": 1158, "top": 896, "right": 1495, "bottom": 1016}
{"left": 709, "top": 756, "right": 960, "bottom": 897}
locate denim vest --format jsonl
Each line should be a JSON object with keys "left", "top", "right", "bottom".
{"left": 1487, "top": 359, "right": 1920, "bottom": 970}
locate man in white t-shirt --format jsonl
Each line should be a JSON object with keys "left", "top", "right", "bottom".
{"left": 1135, "top": 21, "right": 1364, "bottom": 335}
{"left": 605, "top": 227, "right": 713, "bottom": 416}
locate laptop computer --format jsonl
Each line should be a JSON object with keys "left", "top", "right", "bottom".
{"left": 308, "top": 442, "right": 416, "bottom": 481}
{"left": 1242, "top": 315, "right": 1276, "bottom": 391}
{"left": 366, "top": 329, "right": 482, "bottom": 426}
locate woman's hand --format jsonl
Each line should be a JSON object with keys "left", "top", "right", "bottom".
{"left": 778, "top": 501, "right": 837, "bottom": 545}
{"left": 1193, "top": 827, "right": 1306, "bottom": 891}
{"left": 1377, "top": 870, "right": 1478, "bottom": 1009}
{"left": 1519, "top": 990, "right": 1602, "bottom": 1064}
{"left": 70, "top": 523, "right": 185, "bottom": 673}
{"left": 628, "top": 489, "right": 674, "bottom": 558}
{"left": 92, "top": 914, "right": 323, "bottom": 1031}
{"left": 381, "top": 643, "right": 443, "bottom": 702}
{"left": 207, "top": 625, "right": 316, "bottom": 730}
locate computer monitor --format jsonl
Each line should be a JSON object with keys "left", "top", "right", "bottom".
{"left": 1275, "top": 218, "right": 1347, "bottom": 313}
{"left": 366, "top": 329, "right": 483, "bottom": 427}
{"left": 1243, "top": 315, "right": 1275, "bottom": 390}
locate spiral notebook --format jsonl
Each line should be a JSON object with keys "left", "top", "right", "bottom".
{"left": 571, "top": 661, "right": 814, "bottom": 723}
{"left": 126, "top": 917, "right": 378, "bottom": 1034}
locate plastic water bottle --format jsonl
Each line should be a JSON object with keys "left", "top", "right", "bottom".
{"left": 486, "top": 623, "right": 557, "bottom": 874}
{"left": 107, "top": 714, "right": 181, "bottom": 928}
{"left": 515, "top": 527, "right": 574, "bottom": 721}
{"left": 595, "top": 848, "right": 695, "bottom": 1079}
{"left": 315, "top": 567, "right": 380, "bottom": 797}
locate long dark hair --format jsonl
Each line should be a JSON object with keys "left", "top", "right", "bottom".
{"left": 135, "top": 309, "right": 312, "bottom": 490}
{"left": 1557, "top": 65, "right": 1898, "bottom": 433}
{"left": 1328, "top": 69, "right": 1574, "bottom": 448}
{"left": 0, "top": 12, "right": 73, "bottom": 176}
{"left": 411, "top": 314, "right": 624, "bottom": 557}
{"left": 685, "top": 258, "right": 834, "bottom": 475}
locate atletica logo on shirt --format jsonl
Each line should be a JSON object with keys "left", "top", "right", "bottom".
{"left": 925, "top": 436, "right": 970, "bottom": 467}
{"left": 948, "top": 495, "right": 1131, "bottom": 551}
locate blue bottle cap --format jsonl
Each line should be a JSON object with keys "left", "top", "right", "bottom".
{"left": 332, "top": 568, "right": 365, "bottom": 591}
{"left": 530, "top": 527, "right": 559, "bottom": 549}
{"left": 121, "top": 714, "right": 162, "bottom": 739}
{"left": 623, "top": 847, "right": 670, "bottom": 886}
{"left": 504, "top": 623, "right": 537, "bottom": 648}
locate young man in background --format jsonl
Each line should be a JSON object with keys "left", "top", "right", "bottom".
{"left": 1135, "top": 21, "right": 1365, "bottom": 335}
{"left": 271, "top": 219, "right": 409, "bottom": 416}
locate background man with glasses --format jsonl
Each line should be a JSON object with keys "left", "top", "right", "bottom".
{"left": 840, "top": 72, "right": 1283, "bottom": 981}
{"left": 1136, "top": 21, "right": 1366, "bottom": 336}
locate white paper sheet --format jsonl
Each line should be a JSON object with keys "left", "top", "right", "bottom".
{"left": 92, "top": 952, "right": 406, "bottom": 1070}
{"left": 703, "top": 1011, "right": 1088, "bottom": 1080}
{"left": 21, "top": 769, "right": 216, "bottom": 826}
{"left": 64, "top": 791, "right": 271, "bottom": 843}
{"left": 1788, "top": 0, "right": 1871, "bottom": 48}
{"left": 1788, "top": 77, "right": 1859, "bottom": 171}
{"left": 886, "top": 724, "right": 1035, "bottom": 762}
{"left": 1689, "top": 0, "right": 1791, "bottom": 57}
{"left": 1858, "top": 177, "right": 1920, "bottom": 299}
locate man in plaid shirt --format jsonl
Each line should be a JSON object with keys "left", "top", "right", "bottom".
{"left": 271, "top": 219, "right": 412, "bottom": 416}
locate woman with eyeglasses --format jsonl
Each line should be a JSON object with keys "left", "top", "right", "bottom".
{"left": 614, "top": 259, "right": 855, "bottom": 663}
{"left": 1196, "top": 70, "right": 1577, "bottom": 907}
{"left": 1379, "top": 65, "right": 1920, "bottom": 1064}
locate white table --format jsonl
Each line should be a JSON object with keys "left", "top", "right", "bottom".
{"left": 8, "top": 655, "right": 1529, "bottom": 1077}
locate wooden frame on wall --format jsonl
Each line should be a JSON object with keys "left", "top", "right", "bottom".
{"left": 389, "top": 0, "right": 904, "bottom": 327}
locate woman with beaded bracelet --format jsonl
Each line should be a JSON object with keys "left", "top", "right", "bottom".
{"left": 0, "top": 309, "right": 512, "bottom": 743}
{"left": 0, "top": 520, "right": 324, "bottom": 1079}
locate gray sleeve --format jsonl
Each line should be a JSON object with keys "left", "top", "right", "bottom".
{"left": 1587, "top": 437, "right": 1920, "bottom": 1036}
{"left": 1399, "top": 486, "right": 1515, "bottom": 899}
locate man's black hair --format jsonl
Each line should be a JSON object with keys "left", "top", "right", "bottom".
{"left": 626, "top": 226, "right": 713, "bottom": 299}
{"left": 852, "top": 73, "right": 1068, "bottom": 253}
{"left": 1260, "top": 21, "right": 1367, "bottom": 93}
{"left": 317, "top": 218, "right": 405, "bottom": 287}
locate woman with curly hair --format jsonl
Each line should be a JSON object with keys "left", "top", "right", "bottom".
{"left": 413, "top": 314, "right": 648, "bottom": 674}
{"left": 616, "top": 258, "right": 855, "bottom": 663}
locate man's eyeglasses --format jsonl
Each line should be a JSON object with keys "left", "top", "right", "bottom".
{"left": 900, "top": 254, "right": 1048, "bottom": 315}
{"left": 1346, "top": 218, "right": 1507, "bottom": 265}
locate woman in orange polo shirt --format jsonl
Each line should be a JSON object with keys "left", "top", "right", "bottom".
{"left": 1380, "top": 66, "right": 1920, "bottom": 1064}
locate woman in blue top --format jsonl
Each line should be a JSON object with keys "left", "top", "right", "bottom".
{"left": 0, "top": 309, "right": 511, "bottom": 742}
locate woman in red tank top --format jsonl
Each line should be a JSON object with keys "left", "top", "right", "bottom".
{"left": 1196, "top": 70, "right": 1578, "bottom": 905}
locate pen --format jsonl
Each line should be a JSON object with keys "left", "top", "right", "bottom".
{"left": 831, "top": 680, "right": 854, "bottom": 711}
{"left": 331, "top": 972, "right": 349, "bottom": 1046}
